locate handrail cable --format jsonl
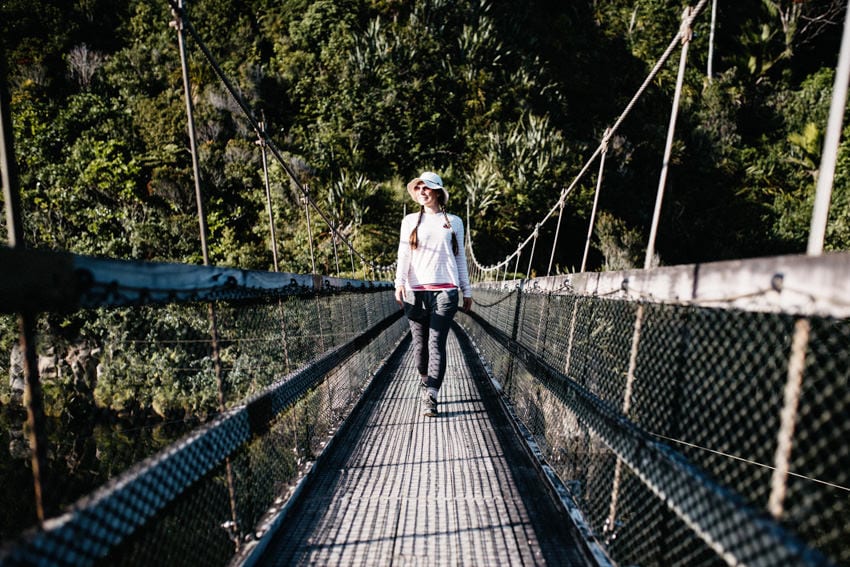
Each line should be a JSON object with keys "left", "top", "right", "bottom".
{"left": 468, "top": 0, "right": 709, "bottom": 278}
{"left": 257, "top": 113, "right": 281, "bottom": 273}
{"left": 545, "top": 199, "right": 566, "bottom": 277}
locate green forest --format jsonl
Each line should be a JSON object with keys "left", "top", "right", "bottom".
{"left": 3, "top": 0, "right": 849, "bottom": 276}
{"left": 2, "top": 0, "right": 849, "bottom": 416}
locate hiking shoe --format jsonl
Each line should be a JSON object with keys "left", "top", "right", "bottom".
{"left": 421, "top": 384, "right": 438, "bottom": 417}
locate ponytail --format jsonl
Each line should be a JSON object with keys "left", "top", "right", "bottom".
{"left": 408, "top": 204, "right": 459, "bottom": 256}
{"left": 409, "top": 207, "right": 425, "bottom": 250}
{"left": 442, "top": 208, "right": 459, "bottom": 256}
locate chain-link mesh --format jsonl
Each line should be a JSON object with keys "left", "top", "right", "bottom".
{"left": 97, "top": 311, "right": 406, "bottom": 567}
{"left": 459, "top": 280, "right": 847, "bottom": 567}
{"left": 0, "top": 269, "right": 405, "bottom": 565}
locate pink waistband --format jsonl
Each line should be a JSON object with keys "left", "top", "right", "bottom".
{"left": 410, "top": 283, "right": 457, "bottom": 291}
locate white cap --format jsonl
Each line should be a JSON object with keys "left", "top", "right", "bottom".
{"left": 406, "top": 171, "right": 449, "bottom": 203}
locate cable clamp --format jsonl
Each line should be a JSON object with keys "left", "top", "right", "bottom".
{"left": 679, "top": 7, "right": 694, "bottom": 45}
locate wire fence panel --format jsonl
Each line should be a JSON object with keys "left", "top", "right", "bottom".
{"left": 460, "top": 255, "right": 849, "bottom": 567}
{"left": 0, "top": 249, "right": 406, "bottom": 565}
{"left": 99, "top": 312, "right": 407, "bottom": 567}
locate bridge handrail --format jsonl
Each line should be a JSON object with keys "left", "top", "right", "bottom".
{"left": 473, "top": 251, "right": 850, "bottom": 319}
{"left": 462, "top": 250, "right": 850, "bottom": 566}
{"left": 0, "top": 246, "right": 391, "bottom": 314}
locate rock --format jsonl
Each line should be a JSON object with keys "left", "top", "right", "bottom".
{"left": 65, "top": 342, "right": 100, "bottom": 392}
{"left": 37, "top": 347, "right": 60, "bottom": 381}
{"left": 9, "top": 343, "right": 25, "bottom": 394}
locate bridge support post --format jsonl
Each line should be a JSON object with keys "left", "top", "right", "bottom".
{"left": 171, "top": 1, "right": 241, "bottom": 548}
{"left": 1, "top": 45, "right": 52, "bottom": 523}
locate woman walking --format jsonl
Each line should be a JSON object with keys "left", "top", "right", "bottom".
{"left": 394, "top": 171, "right": 472, "bottom": 417}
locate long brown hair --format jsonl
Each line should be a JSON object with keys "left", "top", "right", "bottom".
{"left": 409, "top": 192, "right": 459, "bottom": 255}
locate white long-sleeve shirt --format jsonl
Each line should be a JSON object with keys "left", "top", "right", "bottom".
{"left": 394, "top": 211, "right": 472, "bottom": 298}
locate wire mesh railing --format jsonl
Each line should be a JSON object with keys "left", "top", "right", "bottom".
{"left": 0, "top": 246, "right": 406, "bottom": 565}
{"left": 458, "top": 251, "right": 850, "bottom": 567}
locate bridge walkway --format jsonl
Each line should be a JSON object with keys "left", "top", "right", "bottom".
{"left": 252, "top": 326, "right": 593, "bottom": 566}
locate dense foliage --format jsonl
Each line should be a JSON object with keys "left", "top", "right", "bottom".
{"left": 2, "top": 0, "right": 848, "bottom": 275}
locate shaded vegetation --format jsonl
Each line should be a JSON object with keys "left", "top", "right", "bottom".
{"left": 1, "top": 0, "right": 846, "bottom": 275}
{"left": 1, "top": 0, "right": 848, "bottom": 415}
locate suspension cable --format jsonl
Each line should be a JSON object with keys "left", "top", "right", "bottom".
{"left": 807, "top": 0, "right": 850, "bottom": 256}
{"left": 165, "top": 0, "right": 381, "bottom": 276}
{"left": 513, "top": 247, "right": 522, "bottom": 280}
{"left": 526, "top": 225, "right": 539, "bottom": 278}
{"left": 303, "top": 186, "right": 317, "bottom": 274}
{"left": 581, "top": 128, "right": 610, "bottom": 273}
{"left": 331, "top": 218, "right": 341, "bottom": 276}
{"left": 546, "top": 198, "right": 566, "bottom": 277}
{"left": 467, "top": 0, "right": 709, "bottom": 279}
{"left": 644, "top": 6, "right": 694, "bottom": 270}
{"left": 257, "top": 114, "right": 280, "bottom": 272}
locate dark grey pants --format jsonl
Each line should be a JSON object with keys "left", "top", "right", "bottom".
{"left": 403, "top": 289, "right": 459, "bottom": 390}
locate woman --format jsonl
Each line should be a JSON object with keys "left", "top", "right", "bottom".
{"left": 394, "top": 171, "right": 472, "bottom": 417}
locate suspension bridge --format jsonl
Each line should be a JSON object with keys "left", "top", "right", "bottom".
{"left": 1, "top": 1, "right": 849, "bottom": 566}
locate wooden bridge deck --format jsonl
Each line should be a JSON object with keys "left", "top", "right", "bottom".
{"left": 250, "top": 326, "right": 595, "bottom": 566}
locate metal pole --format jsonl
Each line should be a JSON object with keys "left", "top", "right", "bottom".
{"left": 172, "top": 0, "right": 211, "bottom": 266}
{"left": 257, "top": 115, "right": 280, "bottom": 272}
{"left": 707, "top": 0, "right": 717, "bottom": 80}
{"left": 644, "top": 8, "right": 693, "bottom": 270}
{"left": 581, "top": 129, "right": 610, "bottom": 273}
{"left": 1, "top": 55, "right": 51, "bottom": 523}
{"left": 807, "top": 0, "right": 850, "bottom": 256}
